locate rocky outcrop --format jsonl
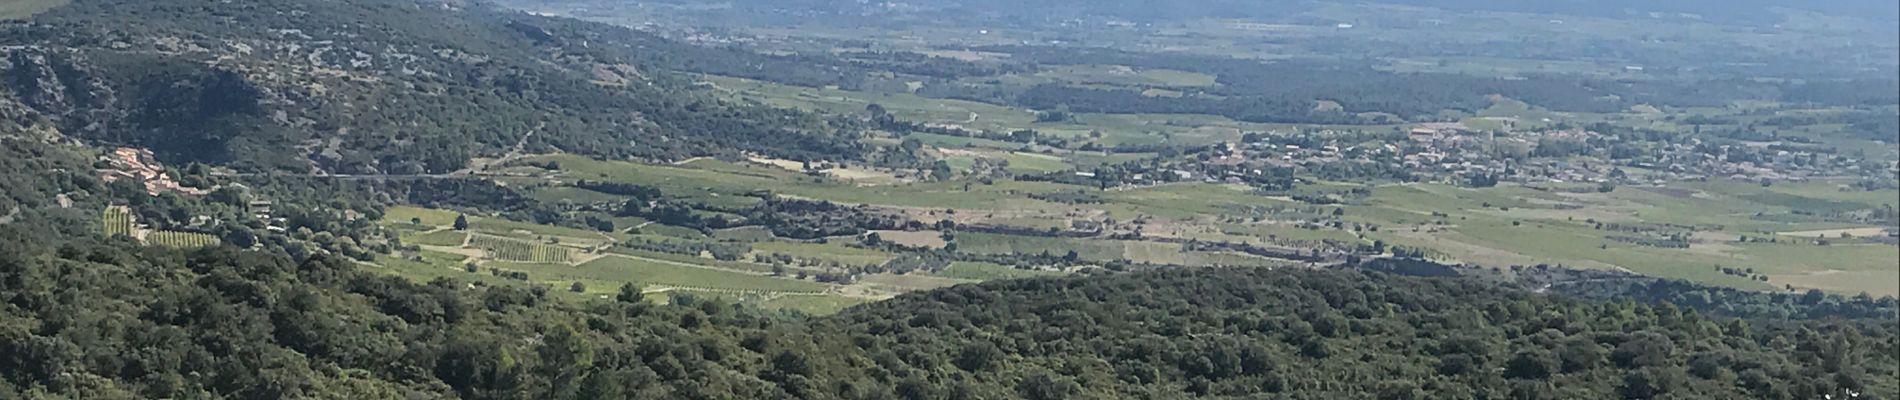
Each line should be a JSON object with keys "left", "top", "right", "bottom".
{"left": 0, "top": 47, "right": 122, "bottom": 140}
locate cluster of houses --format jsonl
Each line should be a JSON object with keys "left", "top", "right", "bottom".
{"left": 1181, "top": 122, "right": 1892, "bottom": 189}
{"left": 96, "top": 147, "right": 291, "bottom": 233}
{"left": 98, "top": 147, "right": 208, "bottom": 196}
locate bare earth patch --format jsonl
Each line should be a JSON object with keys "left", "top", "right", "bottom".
{"left": 873, "top": 230, "right": 949, "bottom": 249}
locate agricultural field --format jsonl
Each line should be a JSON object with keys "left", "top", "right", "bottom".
{"left": 933, "top": 261, "right": 1063, "bottom": 281}
{"left": 955, "top": 232, "right": 1124, "bottom": 261}
{"left": 365, "top": 203, "right": 1099, "bottom": 314}
{"left": 751, "top": 240, "right": 896, "bottom": 266}
{"left": 759, "top": 294, "right": 870, "bottom": 315}
{"left": 514, "top": 142, "right": 1895, "bottom": 296}
{"left": 710, "top": 226, "right": 776, "bottom": 242}
{"left": 99, "top": 206, "right": 220, "bottom": 248}
{"left": 383, "top": 206, "right": 461, "bottom": 227}
{"left": 573, "top": 256, "right": 827, "bottom": 293}
{"left": 1341, "top": 180, "right": 1899, "bottom": 295}
{"left": 608, "top": 247, "right": 777, "bottom": 274}
{"left": 147, "top": 231, "right": 219, "bottom": 248}
{"left": 100, "top": 206, "right": 134, "bottom": 237}
{"left": 535, "top": 154, "right": 1082, "bottom": 210}
{"left": 469, "top": 217, "right": 622, "bottom": 246}
{"left": 408, "top": 145, "right": 1898, "bottom": 298}
{"left": 470, "top": 234, "right": 571, "bottom": 263}
{"left": 527, "top": 186, "right": 626, "bottom": 203}
{"left": 371, "top": 52, "right": 1899, "bottom": 300}
{"left": 404, "top": 230, "right": 468, "bottom": 247}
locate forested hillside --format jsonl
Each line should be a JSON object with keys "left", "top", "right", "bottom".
{"left": 0, "top": 0, "right": 870, "bottom": 173}
{"left": 0, "top": 222, "right": 1893, "bottom": 398}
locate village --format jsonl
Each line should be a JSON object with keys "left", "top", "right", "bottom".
{"left": 1158, "top": 122, "right": 1898, "bottom": 191}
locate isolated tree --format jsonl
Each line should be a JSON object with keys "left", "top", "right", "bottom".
{"left": 615, "top": 283, "right": 643, "bottom": 303}
{"left": 453, "top": 214, "right": 469, "bottom": 231}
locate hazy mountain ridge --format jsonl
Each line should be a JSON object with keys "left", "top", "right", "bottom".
{"left": 610, "top": 0, "right": 1900, "bottom": 26}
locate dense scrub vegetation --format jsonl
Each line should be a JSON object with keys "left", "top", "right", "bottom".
{"left": 2, "top": 222, "right": 1893, "bottom": 399}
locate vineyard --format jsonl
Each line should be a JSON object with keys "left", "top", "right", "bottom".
{"left": 101, "top": 206, "right": 135, "bottom": 237}
{"left": 470, "top": 235, "right": 571, "bottom": 263}
{"left": 148, "top": 231, "right": 220, "bottom": 248}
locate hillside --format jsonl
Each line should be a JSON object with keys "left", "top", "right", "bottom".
{"left": 0, "top": 0, "right": 869, "bottom": 173}
{"left": 0, "top": 228, "right": 1892, "bottom": 398}
{"left": 0, "top": 0, "right": 1894, "bottom": 398}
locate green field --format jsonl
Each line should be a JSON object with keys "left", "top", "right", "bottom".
{"left": 639, "top": 223, "right": 708, "bottom": 239}
{"left": 1103, "top": 183, "right": 1292, "bottom": 219}
{"left": 404, "top": 230, "right": 468, "bottom": 246}
{"left": 469, "top": 216, "right": 623, "bottom": 245}
{"left": 760, "top": 294, "right": 871, "bottom": 315}
{"left": 711, "top": 226, "right": 777, "bottom": 242}
{"left": 532, "top": 150, "right": 1897, "bottom": 295}
{"left": 574, "top": 256, "right": 827, "bottom": 293}
{"left": 608, "top": 247, "right": 777, "bottom": 274}
{"left": 1337, "top": 180, "right": 1899, "bottom": 295}
{"left": 956, "top": 232, "right": 1124, "bottom": 261}
{"left": 528, "top": 186, "right": 627, "bottom": 204}
{"left": 473, "top": 152, "right": 1900, "bottom": 296}
{"left": 934, "top": 261, "right": 1064, "bottom": 281}
{"left": 751, "top": 241, "right": 895, "bottom": 266}
{"left": 372, "top": 251, "right": 489, "bottom": 284}
{"left": 383, "top": 206, "right": 461, "bottom": 227}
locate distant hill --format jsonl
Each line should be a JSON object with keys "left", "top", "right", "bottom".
{"left": 1371, "top": 0, "right": 1900, "bottom": 23}
{"left": 0, "top": 0, "right": 871, "bottom": 173}
{"left": 614, "top": 0, "right": 1900, "bottom": 25}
